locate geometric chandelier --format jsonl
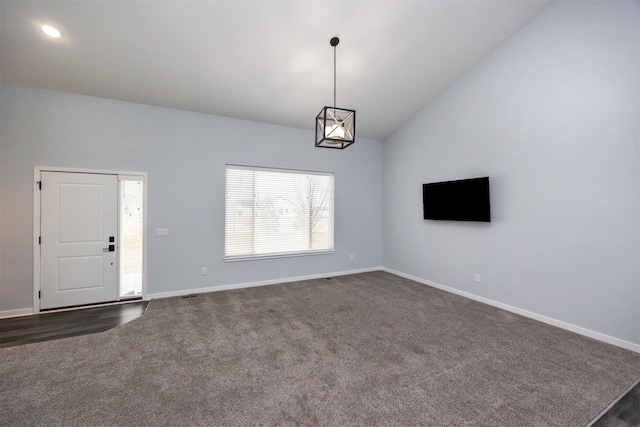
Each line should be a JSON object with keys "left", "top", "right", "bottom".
{"left": 315, "top": 37, "right": 356, "bottom": 149}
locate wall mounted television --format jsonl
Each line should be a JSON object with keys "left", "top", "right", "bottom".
{"left": 422, "top": 177, "right": 491, "bottom": 222}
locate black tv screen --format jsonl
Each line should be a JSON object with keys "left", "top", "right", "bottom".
{"left": 423, "top": 177, "right": 490, "bottom": 222}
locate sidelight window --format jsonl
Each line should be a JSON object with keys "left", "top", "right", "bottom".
{"left": 119, "top": 178, "right": 144, "bottom": 297}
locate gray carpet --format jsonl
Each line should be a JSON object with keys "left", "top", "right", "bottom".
{"left": 2, "top": 271, "right": 639, "bottom": 426}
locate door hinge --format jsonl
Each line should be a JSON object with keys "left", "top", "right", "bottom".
{"left": 39, "top": 236, "right": 41, "bottom": 245}
{"left": 37, "top": 181, "right": 41, "bottom": 190}
{"left": 38, "top": 291, "right": 41, "bottom": 299}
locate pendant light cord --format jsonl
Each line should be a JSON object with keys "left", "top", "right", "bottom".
{"left": 333, "top": 44, "right": 337, "bottom": 108}
{"left": 329, "top": 37, "right": 340, "bottom": 108}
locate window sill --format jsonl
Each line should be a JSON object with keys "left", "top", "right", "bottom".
{"left": 224, "top": 249, "right": 335, "bottom": 262}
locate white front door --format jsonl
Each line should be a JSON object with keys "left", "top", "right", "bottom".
{"left": 40, "top": 172, "right": 118, "bottom": 309}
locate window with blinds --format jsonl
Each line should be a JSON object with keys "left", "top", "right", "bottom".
{"left": 225, "top": 165, "right": 335, "bottom": 261}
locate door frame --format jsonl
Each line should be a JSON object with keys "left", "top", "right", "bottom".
{"left": 33, "top": 166, "right": 148, "bottom": 314}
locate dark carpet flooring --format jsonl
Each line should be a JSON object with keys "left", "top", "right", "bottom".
{"left": 1, "top": 271, "right": 639, "bottom": 426}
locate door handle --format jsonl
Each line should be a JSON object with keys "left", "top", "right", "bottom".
{"left": 102, "top": 245, "right": 115, "bottom": 252}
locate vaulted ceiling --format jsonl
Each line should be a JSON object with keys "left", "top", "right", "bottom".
{"left": 0, "top": 0, "right": 553, "bottom": 140}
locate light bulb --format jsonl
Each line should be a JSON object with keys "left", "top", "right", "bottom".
{"left": 326, "top": 123, "right": 345, "bottom": 140}
{"left": 42, "top": 25, "right": 61, "bottom": 39}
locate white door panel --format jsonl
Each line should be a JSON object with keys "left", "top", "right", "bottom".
{"left": 58, "top": 184, "right": 106, "bottom": 243}
{"left": 40, "top": 172, "right": 118, "bottom": 310}
{"left": 58, "top": 256, "right": 104, "bottom": 290}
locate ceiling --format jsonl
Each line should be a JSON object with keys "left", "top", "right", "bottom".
{"left": 0, "top": 0, "right": 553, "bottom": 141}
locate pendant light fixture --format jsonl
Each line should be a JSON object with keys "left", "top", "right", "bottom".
{"left": 315, "top": 37, "right": 356, "bottom": 149}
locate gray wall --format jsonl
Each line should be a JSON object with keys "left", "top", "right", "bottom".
{"left": 383, "top": 0, "right": 640, "bottom": 345}
{"left": 0, "top": 84, "right": 383, "bottom": 311}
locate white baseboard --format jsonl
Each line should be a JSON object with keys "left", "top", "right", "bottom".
{"left": 381, "top": 267, "right": 640, "bottom": 354}
{"left": 147, "top": 266, "right": 382, "bottom": 300}
{"left": 0, "top": 308, "right": 34, "bottom": 319}
{"left": 1, "top": 268, "right": 380, "bottom": 319}
{"left": 9, "top": 267, "right": 637, "bottom": 354}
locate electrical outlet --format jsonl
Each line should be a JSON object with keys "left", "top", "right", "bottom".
{"left": 474, "top": 274, "right": 480, "bottom": 283}
{"left": 156, "top": 228, "right": 169, "bottom": 237}
{"left": 349, "top": 254, "right": 354, "bottom": 261}
{"left": 202, "top": 267, "right": 208, "bottom": 276}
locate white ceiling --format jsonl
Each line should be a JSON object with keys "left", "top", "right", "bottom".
{"left": 0, "top": 0, "right": 553, "bottom": 141}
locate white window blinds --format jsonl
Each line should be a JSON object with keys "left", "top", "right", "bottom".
{"left": 225, "top": 165, "right": 335, "bottom": 261}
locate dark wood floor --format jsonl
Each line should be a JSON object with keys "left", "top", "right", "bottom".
{"left": 0, "top": 301, "right": 148, "bottom": 347}
{"left": 0, "top": 300, "right": 637, "bottom": 426}
{"left": 590, "top": 379, "right": 640, "bottom": 427}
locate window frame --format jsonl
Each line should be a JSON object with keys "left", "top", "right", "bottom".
{"left": 224, "top": 164, "right": 335, "bottom": 262}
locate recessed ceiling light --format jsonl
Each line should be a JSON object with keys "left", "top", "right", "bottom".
{"left": 41, "top": 25, "right": 61, "bottom": 39}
